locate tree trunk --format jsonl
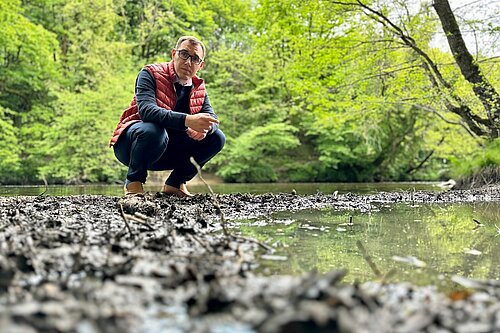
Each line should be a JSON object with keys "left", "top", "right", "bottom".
{"left": 433, "top": 0, "right": 500, "bottom": 138}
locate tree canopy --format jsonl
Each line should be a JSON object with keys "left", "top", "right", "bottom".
{"left": 1, "top": 0, "right": 498, "bottom": 184}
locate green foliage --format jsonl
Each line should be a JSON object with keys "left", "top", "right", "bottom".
{"left": 0, "top": 0, "right": 58, "bottom": 113}
{"left": 1, "top": 0, "right": 497, "bottom": 184}
{"left": 215, "top": 123, "right": 300, "bottom": 182}
{"left": 36, "top": 69, "right": 136, "bottom": 183}
{"left": 0, "top": 106, "right": 21, "bottom": 180}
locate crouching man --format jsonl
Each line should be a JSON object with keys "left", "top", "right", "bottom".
{"left": 109, "top": 36, "right": 225, "bottom": 197}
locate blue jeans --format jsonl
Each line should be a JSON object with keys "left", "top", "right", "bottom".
{"left": 113, "top": 122, "right": 225, "bottom": 187}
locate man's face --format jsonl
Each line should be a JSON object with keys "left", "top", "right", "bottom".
{"left": 171, "top": 41, "right": 204, "bottom": 80}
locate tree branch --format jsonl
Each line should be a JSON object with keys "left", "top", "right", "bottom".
{"left": 413, "top": 103, "right": 481, "bottom": 138}
{"left": 433, "top": 0, "right": 500, "bottom": 138}
{"left": 330, "top": 0, "right": 497, "bottom": 138}
{"left": 406, "top": 136, "right": 445, "bottom": 174}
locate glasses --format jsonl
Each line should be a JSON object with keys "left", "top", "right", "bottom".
{"left": 176, "top": 49, "right": 203, "bottom": 65}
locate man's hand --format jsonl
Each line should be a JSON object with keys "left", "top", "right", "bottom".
{"left": 185, "top": 113, "right": 219, "bottom": 133}
{"left": 187, "top": 127, "right": 207, "bottom": 141}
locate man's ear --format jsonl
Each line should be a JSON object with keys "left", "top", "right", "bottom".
{"left": 198, "top": 61, "right": 204, "bottom": 70}
{"left": 171, "top": 48, "right": 176, "bottom": 59}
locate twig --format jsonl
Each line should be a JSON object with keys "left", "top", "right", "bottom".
{"left": 119, "top": 203, "right": 134, "bottom": 236}
{"left": 381, "top": 269, "right": 397, "bottom": 283}
{"left": 134, "top": 212, "right": 150, "bottom": 220}
{"left": 232, "top": 235, "right": 274, "bottom": 253}
{"left": 188, "top": 233, "right": 214, "bottom": 253}
{"left": 190, "top": 157, "right": 229, "bottom": 236}
{"left": 348, "top": 216, "right": 354, "bottom": 226}
{"left": 356, "top": 240, "right": 382, "bottom": 278}
{"left": 189, "top": 157, "right": 274, "bottom": 253}
{"left": 38, "top": 175, "right": 48, "bottom": 196}
{"left": 125, "top": 213, "right": 155, "bottom": 230}
{"left": 236, "top": 244, "right": 245, "bottom": 265}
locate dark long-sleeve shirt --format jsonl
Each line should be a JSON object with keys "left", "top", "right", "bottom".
{"left": 135, "top": 69, "right": 219, "bottom": 133}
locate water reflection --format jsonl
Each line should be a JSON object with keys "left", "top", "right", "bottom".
{"left": 0, "top": 181, "right": 440, "bottom": 196}
{"left": 237, "top": 202, "right": 500, "bottom": 291}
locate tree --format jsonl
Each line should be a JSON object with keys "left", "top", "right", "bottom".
{"left": 245, "top": 0, "right": 457, "bottom": 181}
{"left": 0, "top": 0, "right": 58, "bottom": 182}
{"left": 0, "top": 106, "right": 21, "bottom": 179}
{"left": 37, "top": 71, "right": 135, "bottom": 183}
{"left": 215, "top": 123, "right": 300, "bottom": 182}
{"left": 0, "top": 0, "right": 58, "bottom": 117}
{"left": 433, "top": 0, "right": 500, "bottom": 138}
{"left": 3, "top": 0, "right": 495, "bottom": 184}
{"left": 332, "top": 0, "right": 499, "bottom": 139}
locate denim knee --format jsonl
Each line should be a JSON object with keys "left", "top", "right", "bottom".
{"left": 114, "top": 122, "right": 169, "bottom": 168}
{"left": 210, "top": 129, "right": 226, "bottom": 152}
{"left": 134, "top": 122, "right": 168, "bottom": 146}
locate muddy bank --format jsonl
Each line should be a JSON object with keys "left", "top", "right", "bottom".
{"left": 0, "top": 189, "right": 499, "bottom": 333}
{"left": 454, "top": 166, "right": 500, "bottom": 190}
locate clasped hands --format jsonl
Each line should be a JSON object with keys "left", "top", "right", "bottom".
{"left": 185, "top": 113, "right": 219, "bottom": 141}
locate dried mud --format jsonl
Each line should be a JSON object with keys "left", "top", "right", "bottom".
{"left": 1, "top": 187, "right": 499, "bottom": 333}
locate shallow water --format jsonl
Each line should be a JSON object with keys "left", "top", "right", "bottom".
{"left": 237, "top": 201, "right": 500, "bottom": 291}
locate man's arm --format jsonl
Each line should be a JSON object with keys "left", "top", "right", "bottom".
{"left": 200, "top": 93, "right": 219, "bottom": 134}
{"left": 135, "top": 69, "right": 187, "bottom": 130}
{"left": 186, "top": 94, "right": 220, "bottom": 140}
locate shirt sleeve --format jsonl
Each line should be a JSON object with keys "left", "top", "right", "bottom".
{"left": 200, "top": 93, "right": 219, "bottom": 134}
{"left": 135, "top": 69, "right": 187, "bottom": 130}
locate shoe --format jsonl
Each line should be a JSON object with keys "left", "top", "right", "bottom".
{"left": 124, "top": 181, "right": 144, "bottom": 196}
{"left": 161, "top": 184, "right": 194, "bottom": 198}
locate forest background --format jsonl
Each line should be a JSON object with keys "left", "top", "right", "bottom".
{"left": 0, "top": 0, "right": 499, "bottom": 185}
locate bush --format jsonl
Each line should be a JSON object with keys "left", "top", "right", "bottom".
{"left": 215, "top": 123, "right": 300, "bottom": 182}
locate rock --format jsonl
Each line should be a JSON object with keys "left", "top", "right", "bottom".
{"left": 455, "top": 322, "right": 492, "bottom": 333}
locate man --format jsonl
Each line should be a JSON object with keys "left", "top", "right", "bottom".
{"left": 109, "top": 36, "right": 225, "bottom": 197}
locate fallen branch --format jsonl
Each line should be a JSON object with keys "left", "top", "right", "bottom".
{"left": 188, "top": 233, "right": 214, "bottom": 253}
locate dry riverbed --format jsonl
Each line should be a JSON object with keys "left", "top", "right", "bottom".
{"left": 1, "top": 187, "right": 499, "bottom": 333}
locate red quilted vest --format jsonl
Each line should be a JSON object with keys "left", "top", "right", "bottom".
{"left": 109, "top": 60, "right": 206, "bottom": 146}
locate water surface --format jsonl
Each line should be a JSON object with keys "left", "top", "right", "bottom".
{"left": 237, "top": 201, "right": 500, "bottom": 291}
{"left": 0, "top": 181, "right": 439, "bottom": 196}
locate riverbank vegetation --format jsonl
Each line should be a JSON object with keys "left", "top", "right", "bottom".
{"left": 452, "top": 138, "right": 500, "bottom": 188}
{"left": 0, "top": 0, "right": 498, "bottom": 184}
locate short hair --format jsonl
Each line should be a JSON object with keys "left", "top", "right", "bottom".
{"left": 175, "top": 36, "right": 206, "bottom": 58}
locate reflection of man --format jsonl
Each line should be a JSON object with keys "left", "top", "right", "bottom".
{"left": 110, "top": 36, "right": 225, "bottom": 197}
